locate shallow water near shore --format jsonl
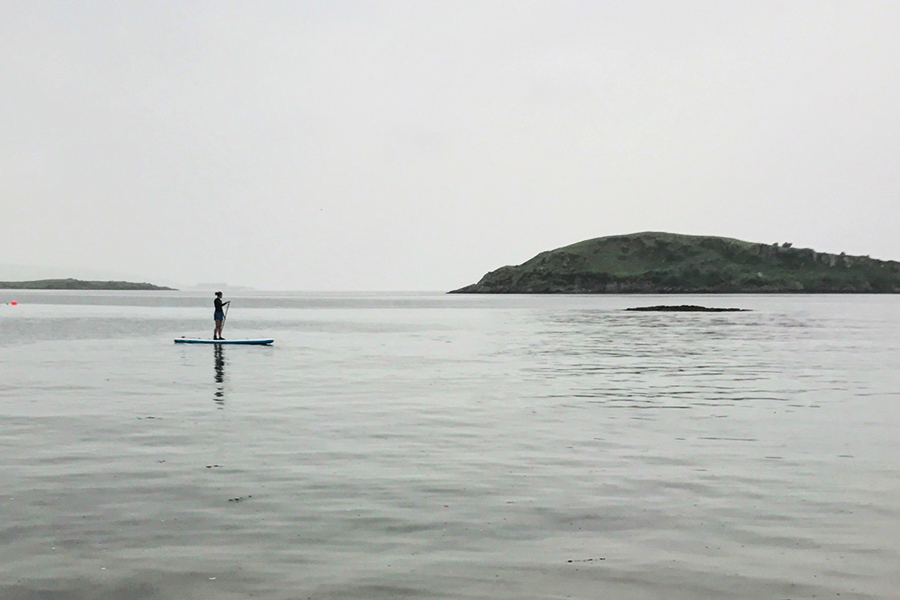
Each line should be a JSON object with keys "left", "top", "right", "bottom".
{"left": 1, "top": 291, "right": 899, "bottom": 599}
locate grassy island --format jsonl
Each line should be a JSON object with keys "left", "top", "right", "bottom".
{"left": 450, "top": 232, "right": 900, "bottom": 294}
{"left": 0, "top": 278, "right": 175, "bottom": 291}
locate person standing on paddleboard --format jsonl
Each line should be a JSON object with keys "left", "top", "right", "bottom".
{"left": 214, "top": 292, "right": 230, "bottom": 340}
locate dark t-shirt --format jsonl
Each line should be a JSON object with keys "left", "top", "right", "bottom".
{"left": 214, "top": 298, "right": 224, "bottom": 313}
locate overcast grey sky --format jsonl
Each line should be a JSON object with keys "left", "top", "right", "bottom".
{"left": 2, "top": 1, "right": 899, "bottom": 290}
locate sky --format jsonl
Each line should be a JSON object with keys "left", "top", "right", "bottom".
{"left": 2, "top": 1, "right": 899, "bottom": 290}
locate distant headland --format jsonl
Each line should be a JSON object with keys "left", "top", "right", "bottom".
{"left": 450, "top": 232, "right": 900, "bottom": 294}
{"left": 0, "top": 278, "right": 175, "bottom": 291}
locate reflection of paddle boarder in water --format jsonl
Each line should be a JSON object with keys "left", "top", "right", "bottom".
{"left": 214, "top": 292, "right": 230, "bottom": 340}
{"left": 214, "top": 345, "right": 226, "bottom": 405}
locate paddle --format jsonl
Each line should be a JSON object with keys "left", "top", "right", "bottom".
{"left": 223, "top": 300, "right": 230, "bottom": 332}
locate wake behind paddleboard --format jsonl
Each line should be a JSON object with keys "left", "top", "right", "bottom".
{"left": 174, "top": 338, "right": 274, "bottom": 345}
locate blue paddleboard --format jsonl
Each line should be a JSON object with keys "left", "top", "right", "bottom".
{"left": 174, "top": 338, "right": 274, "bottom": 345}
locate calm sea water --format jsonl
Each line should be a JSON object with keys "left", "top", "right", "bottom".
{"left": 1, "top": 291, "right": 898, "bottom": 600}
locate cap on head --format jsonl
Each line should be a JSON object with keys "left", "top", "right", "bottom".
{"left": 215, "top": 291, "right": 223, "bottom": 297}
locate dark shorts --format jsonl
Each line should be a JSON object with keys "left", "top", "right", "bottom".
{"left": 214, "top": 312, "right": 225, "bottom": 321}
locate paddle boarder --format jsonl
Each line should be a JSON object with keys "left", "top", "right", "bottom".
{"left": 214, "top": 292, "right": 230, "bottom": 340}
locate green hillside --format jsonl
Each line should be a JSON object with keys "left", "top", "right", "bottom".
{"left": 0, "top": 278, "right": 174, "bottom": 290}
{"left": 450, "top": 232, "right": 900, "bottom": 294}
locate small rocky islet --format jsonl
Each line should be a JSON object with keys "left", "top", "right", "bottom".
{"left": 450, "top": 232, "right": 900, "bottom": 294}
{"left": 626, "top": 305, "right": 749, "bottom": 312}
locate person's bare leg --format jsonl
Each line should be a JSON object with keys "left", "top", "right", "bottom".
{"left": 214, "top": 320, "right": 222, "bottom": 339}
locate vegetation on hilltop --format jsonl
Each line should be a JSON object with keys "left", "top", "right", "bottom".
{"left": 0, "top": 279, "right": 174, "bottom": 291}
{"left": 450, "top": 232, "right": 900, "bottom": 294}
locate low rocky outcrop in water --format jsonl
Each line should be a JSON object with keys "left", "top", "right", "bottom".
{"left": 450, "top": 232, "right": 900, "bottom": 294}
{"left": 626, "top": 305, "right": 748, "bottom": 312}
{"left": 0, "top": 278, "right": 175, "bottom": 290}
